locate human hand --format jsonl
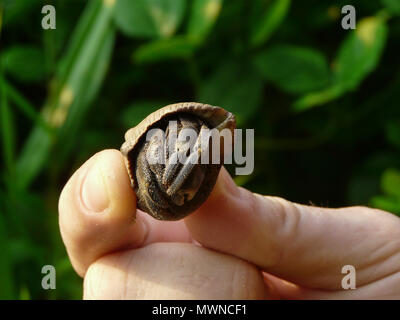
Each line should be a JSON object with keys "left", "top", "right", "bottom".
{"left": 58, "top": 150, "right": 400, "bottom": 299}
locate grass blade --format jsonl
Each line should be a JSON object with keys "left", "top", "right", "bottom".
{"left": 3, "top": 79, "right": 52, "bottom": 132}
{"left": 15, "top": 0, "right": 116, "bottom": 190}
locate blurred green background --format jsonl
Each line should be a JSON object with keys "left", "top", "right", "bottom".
{"left": 0, "top": 0, "right": 400, "bottom": 299}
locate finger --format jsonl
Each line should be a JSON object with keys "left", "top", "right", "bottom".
{"left": 59, "top": 149, "right": 190, "bottom": 277}
{"left": 185, "top": 167, "right": 400, "bottom": 289}
{"left": 263, "top": 272, "right": 400, "bottom": 300}
{"left": 140, "top": 215, "right": 192, "bottom": 244}
{"left": 262, "top": 274, "right": 304, "bottom": 300}
{"left": 83, "top": 242, "right": 269, "bottom": 300}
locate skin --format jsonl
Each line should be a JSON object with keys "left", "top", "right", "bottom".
{"left": 58, "top": 149, "right": 400, "bottom": 299}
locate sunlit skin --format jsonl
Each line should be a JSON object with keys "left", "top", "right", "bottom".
{"left": 58, "top": 149, "right": 400, "bottom": 299}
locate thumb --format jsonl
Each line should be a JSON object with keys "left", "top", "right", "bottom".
{"left": 58, "top": 150, "right": 146, "bottom": 276}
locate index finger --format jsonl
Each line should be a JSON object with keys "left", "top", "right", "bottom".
{"left": 185, "top": 167, "right": 400, "bottom": 289}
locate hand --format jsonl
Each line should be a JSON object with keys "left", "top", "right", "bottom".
{"left": 58, "top": 149, "right": 400, "bottom": 299}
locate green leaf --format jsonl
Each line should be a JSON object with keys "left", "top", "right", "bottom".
{"left": 253, "top": 45, "right": 331, "bottom": 94}
{"left": 56, "top": 0, "right": 102, "bottom": 86}
{"left": 293, "top": 15, "right": 388, "bottom": 112}
{"left": 381, "top": 0, "right": 400, "bottom": 15}
{"left": 348, "top": 152, "right": 398, "bottom": 206}
{"left": 381, "top": 169, "right": 400, "bottom": 198}
{"left": 134, "top": 36, "right": 199, "bottom": 64}
{"left": 14, "top": 127, "right": 52, "bottom": 191}
{"left": 334, "top": 16, "right": 388, "bottom": 91}
{"left": 120, "top": 100, "right": 166, "bottom": 128}
{"left": 250, "top": 0, "right": 291, "bottom": 48}
{"left": 8, "top": 238, "right": 44, "bottom": 264}
{"left": 1, "top": 46, "right": 46, "bottom": 83}
{"left": 56, "top": 28, "right": 116, "bottom": 163}
{"left": 385, "top": 120, "right": 400, "bottom": 148}
{"left": 198, "top": 60, "right": 264, "bottom": 125}
{"left": 234, "top": 174, "right": 253, "bottom": 187}
{"left": 293, "top": 85, "right": 344, "bottom": 112}
{"left": 114, "top": 0, "right": 186, "bottom": 38}
{"left": 187, "top": 0, "right": 223, "bottom": 39}
{"left": 370, "top": 195, "right": 400, "bottom": 215}
{"left": 1, "top": 0, "right": 40, "bottom": 26}
{"left": 19, "top": 287, "right": 31, "bottom": 300}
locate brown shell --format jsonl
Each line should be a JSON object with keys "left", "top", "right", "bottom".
{"left": 121, "top": 102, "right": 236, "bottom": 220}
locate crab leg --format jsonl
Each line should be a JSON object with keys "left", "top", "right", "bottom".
{"left": 166, "top": 124, "right": 208, "bottom": 199}
{"left": 137, "top": 148, "right": 169, "bottom": 210}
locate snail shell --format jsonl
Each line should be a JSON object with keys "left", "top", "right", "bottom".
{"left": 121, "top": 102, "right": 236, "bottom": 220}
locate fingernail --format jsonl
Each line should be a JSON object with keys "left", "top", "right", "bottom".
{"left": 81, "top": 160, "right": 110, "bottom": 213}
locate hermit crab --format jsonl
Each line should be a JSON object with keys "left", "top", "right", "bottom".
{"left": 120, "top": 102, "right": 236, "bottom": 220}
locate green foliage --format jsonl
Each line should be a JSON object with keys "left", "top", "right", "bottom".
{"left": 371, "top": 169, "right": 400, "bottom": 215}
{"left": 187, "top": 0, "right": 223, "bottom": 40}
{"left": 385, "top": 120, "right": 400, "bottom": 148}
{"left": 0, "top": 71, "right": 15, "bottom": 178}
{"left": 250, "top": 0, "right": 291, "bottom": 47}
{"left": 334, "top": 16, "right": 388, "bottom": 91}
{"left": 253, "top": 45, "right": 331, "bottom": 94}
{"left": 381, "top": 0, "right": 400, "bottom": 15}
{"left": 381, "top": 169, "right": 400, "bottom": 198}
{"left": 294, "top": 15, "right": 388, "bottom": 111}
{"left": 15, "top": 0, "right": 115, "bottom": 190}
{"left": 1, "top": 46, "right": 46, "bottom": 82}
{"left": 133, "top": 36, "right": 199, "bottom": 64}
{"left": 114, "top": 0, "right": 186, "bottom": 38}
{"left": 1, "top": 0, "right": 400, "bottom": 299}
{"left": 198, "top": 60, "right": 264, "bottom": 125}
{"left": 0, "top": 0, "right": 40, "bottom": 26}
{"left": 0, "top": 209, "right": 15, "bottom": 299}
{"left": 132, "top": 0, "right": 225, "bottom": 64}
{"left": 120, "top": 100, "right": 166, "bottom": 128}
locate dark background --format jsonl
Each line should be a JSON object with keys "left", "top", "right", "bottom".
{"left": 0, "top": 0, "right": 399, "bottom": 299}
